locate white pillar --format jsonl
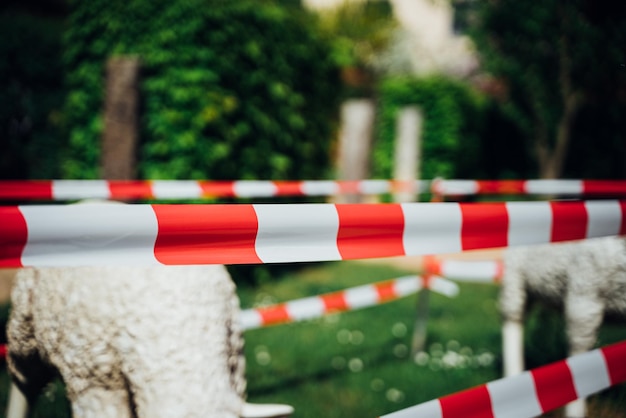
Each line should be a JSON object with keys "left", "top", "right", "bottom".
{"left": 336, "top": 99, "right": 375, "bottom": 203}
{"left": 393, "top": 106, "right": 422, "bottom": 202}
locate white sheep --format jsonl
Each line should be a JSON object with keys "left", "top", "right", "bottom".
{"left": 500, "top": 236, "right": 626, "bottom": 418}
{"left": 6, "top": 264, "right": 293, "bottom": 418}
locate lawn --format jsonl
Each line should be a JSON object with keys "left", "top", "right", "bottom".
{"left": 0, "top": 260, "right": 624, "bottom": 417}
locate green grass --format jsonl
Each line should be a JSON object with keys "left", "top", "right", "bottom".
{"left": 240, "top": 261, "right": 626, "bottom": 418}
{"left": 0, "top": 260, "right": 624, "bottom": 417}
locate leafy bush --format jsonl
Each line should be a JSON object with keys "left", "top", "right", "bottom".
{"left": 62, "top": 0, "right": 340, "bottom": 181}
{"left": 373, "top": 76, "right": 488, "bottom": 185}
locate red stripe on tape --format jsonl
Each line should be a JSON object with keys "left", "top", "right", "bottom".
{"left": 336, "top": 204, "right": 405, "bottom": 259}
{"left": 0, "top": 207, "right": 27, "bottom": 267}
{"left": 108, "top": 181, "right": 154, "bottom": 200}
{"left": 0, "top": 180, "right": 52, "bottom": 200}
{"left": 477, "top": 180, "right": 525, "bottom": 195}
{"left": 258, "top": 305, "right": 291, "bottom": 326}
{"left": 601, "top": 340, "right": 626, "bottom": 386}
{"left": 274, "top": 181, "right": 305, "bottom": 197}
{"left": 582, "top": 180, "right": 626, "bottom": 196}
{"left": 460, "top": 203, "right": 508, "bottom": 251}
{"left": 153, "top": 204, "right": 261, "bottom": 265}
{"left": 439, "top": 385, "right": 494, "bottom": 418}
{"left": 550, "top": 201, "right": 587, "bottom": 242}
{"left": 321, "top": 293, "right": 349, "bottom": 312}
{"left": 422, "top": 255, "right": 441, "bottom": 276}
{"left": 375, "top": 281, "right": 398, "bottom": 302}
{"left": 198, "top": 181, "right": 236, "bottom": 198}
{"left": 531, "top": 360, "right": 577, "bottom": 413}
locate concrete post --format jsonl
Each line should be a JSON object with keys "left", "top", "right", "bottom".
{"left": 335, "top": 99, "right": 375, "bottom": 203}
{"left": 393, "top": 106, "right": 422, "bottom": 202}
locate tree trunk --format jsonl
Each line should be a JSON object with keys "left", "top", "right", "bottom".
{"left": 534, "top": 14, "right": 582, "bottom": 180}
{"left": 101, "top": 56, "right": 141, "bottom": 180}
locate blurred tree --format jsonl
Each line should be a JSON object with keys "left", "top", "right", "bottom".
{"left": 469, "top": 0, "right": 626, "bottom": 179}
{"left": 316, "top": 0, "right": 397, "bottom": 97}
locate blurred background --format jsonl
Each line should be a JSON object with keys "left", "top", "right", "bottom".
{"left": 1, "top": 0, "right": 626, "bottom": 416}
{"left": 2, "top": 0, "right": 626, "bottom": 183}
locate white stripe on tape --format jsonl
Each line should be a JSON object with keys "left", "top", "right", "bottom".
{"left": 343, "top": 285, "right": 380, "bottom": 310}
{"left": 358, "top": 180, "right": 393, "bottom": 194}
{"left": 524, "top": 180, "right": 583, "bottom": 195}
{"left": 234, "top": 181, "right": 278, "bottom": 197}
{"left": 566, "top": 349, "right": 611, "bottom": 399}
{"left": 392, "top": 276, "right": 423, "bottom": 296}
{"left": 435, "top": 180, "right": 479, "bottom": 195}
{"left": 151, "top": 180, "right": 203, "bottom": 199}
{"left": 506, "top": 202, "right": 552, "bottom": 246}
{"left": 20, "top": 203, "right": 160, "bottom": 266}
{"left": 300, "top": 180, "right": 339, "bottom": 196}
{"left": 487, "top": 371, "right": 543, "bottom": 418}
{"left": 585, "top": 200, "right": 623, "bottom": 239}
{"left": 253, "top": 204, "right": 341, "bottom": 263}
{"left": 286, "top": 297, "right": 326, "bottom": 322}
{"left": 429, "top": 277, "right": 460, "bottom": 297}
{"left": 52, "top": 180, "right": 110, "bottom": 200}
{"left": 240, "top": 309, "right": 263, "bottom": 331}
{"left": 440, "top": 260, "right": 499, "bottom": 282}
{"left": 401, "top": 203, "right": 462, "bottom": 255}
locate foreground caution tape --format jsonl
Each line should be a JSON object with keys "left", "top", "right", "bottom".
{"left": 380, "top": 339, "right": 626, "bottom": 418}
{"left": 1, "top": 200, "right": 625, "bottom": 267}
{"left": 240, "top": 275, "right": 458, "bottom": 330}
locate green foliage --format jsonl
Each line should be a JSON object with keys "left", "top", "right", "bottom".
{"left": 62, "top": 0, "right": 340, "bottom": 181}
{"left": 317, "top": 0, "right": 395, "bottom": 69}
{"left": 0, "top": 11, "right": 65, "bottom": 179}
{"left": 316, "top": 0, "right": 396, "bottom": 98}
{"left": 373, "top": 76, "right": 488, "bottom": 182}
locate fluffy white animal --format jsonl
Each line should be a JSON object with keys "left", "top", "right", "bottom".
{"left": 7, "top": 264, "right": 246, "bottom": 417}
{"left": 500, "top": 236, "right": 626, "bottom": 417}
{"left": 6, "top": 264, "right": 293, "bottom": 418}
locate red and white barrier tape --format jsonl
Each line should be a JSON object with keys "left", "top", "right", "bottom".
{"left": 0, "top": 179, "right": 429, "bottom": 201}
{"left": 240, "top": 275, "right": 459, "bottom": 330}
{"left": 422, "top": 255, "right": 503, "bottom": 284}
{"left": 3, "top": 179, "right": 626, "bottom": 201}
{"left": 380, "top": 339, "right": 626, "bottom": 418}
{"left": 1, "top": 200, "right": 625, "bottom": 267}
{"left": 432, "top": 179, "right": 626, "bottom": 197}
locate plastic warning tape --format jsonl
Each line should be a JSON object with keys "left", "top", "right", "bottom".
{"left": 432, "top": 179, "right": 626, "bottom": 197}
{"left": 422, "top": 255, "right": 503, "bottom": 283}
{"left": 240, "top": 275, "right": 459, "bottom": 330}
{"left": 4, "top": 179, "right": 626, "bottom": 201}
{"left": 2, "top": 200, "right": 625, "bottom": 267}
{"left": 0, "top": 179, "right": 430, "bottom": 201}
{"left": 380, "top": 339, "right": 626, "bottom": 418}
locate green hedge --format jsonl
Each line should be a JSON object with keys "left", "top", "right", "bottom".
{"left": 373, "top": 76, "right": 488, "bottom": 184}
{"left": 62, "top": 0, "right": 340, "bottom": 181}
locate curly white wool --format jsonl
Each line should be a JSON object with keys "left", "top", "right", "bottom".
{"left": 500, "top": 236, "right": 626, "bottom": 417}
{"left": 7, "top": 264, "right": 246, "bottom": 418}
